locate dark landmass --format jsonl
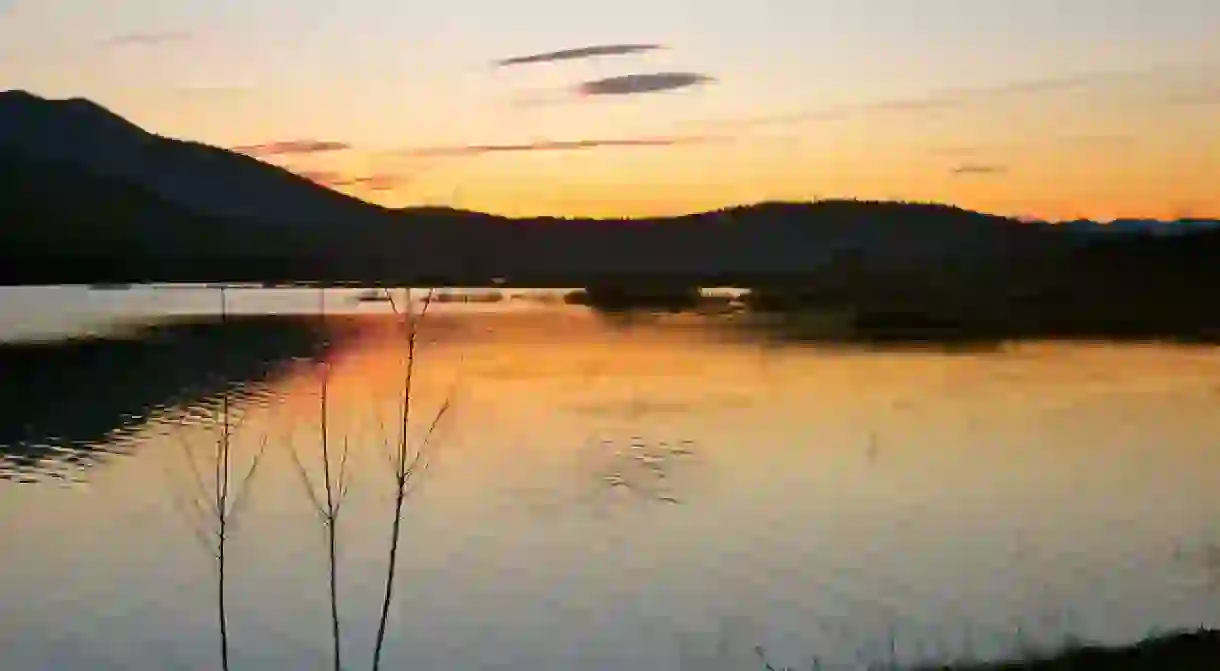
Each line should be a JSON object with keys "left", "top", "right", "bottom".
{"left": 0, "top": 315, "right": 334, "bottom": 481}
{"left": 564, "top": 284, "right": 703, "bottom": 311}
{"left": 3, "top": 90, "right": 1220, "bottom": 341}
{"left": 737, "top": 224, "right": 1220, "bottom": 343}
{"left": 908, "top": 629, "right": 1220, "bottom": 670}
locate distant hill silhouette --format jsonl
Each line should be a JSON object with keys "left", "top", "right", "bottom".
{"left": 2, "top": 89, "right": 1220, "bottom": 338}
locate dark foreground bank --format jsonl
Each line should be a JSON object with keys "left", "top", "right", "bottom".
{"left": 746, "top": 630, "right": 1220, "bottom": 670}
{"left": 905, "top": 629, "right": 1220, "bottom": 670}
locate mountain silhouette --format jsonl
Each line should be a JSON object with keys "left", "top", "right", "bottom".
{"left": 0, "top": 90, "right": 387, "bottom": 228}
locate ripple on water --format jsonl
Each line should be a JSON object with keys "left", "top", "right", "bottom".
{"left": 576, "top": 434, "right": 705, "bottom": 509}
{"left": 0, "top": 438, "right": 118, "bottom": 482}
{"left": 0, "top": 381, "right": 280, "bottom": 484}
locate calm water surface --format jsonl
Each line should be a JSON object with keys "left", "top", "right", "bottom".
{"left": 1, "top": 286, "right": 1219, "bottom": 670}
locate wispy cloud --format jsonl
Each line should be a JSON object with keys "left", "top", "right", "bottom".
{"left": 103, "top": 31, "right": 193, "bottom": 47}
{"left": 576, "top": 72, "right": 716, "bottom": 96}
{"left": 931, "top": 134, "right": 1135, "bottom": 157}
{"left": 495, "top": 43, "right": 664, "bottom": 67}
{"left": 297, "top": 170, "right": 347, "bottom": 185}
{"left": 346, "top": 174, "right": 405, "bottom": 192}
{"left": 231, "top": 140, "right": 351, "bottom": 157}
{"left": 166, "top": 85, "right": 257, "bottom": 98}
{"left": 695, "top": 65, "right": 1194, "bottom": 132}
{"left": 397, "top": 135, "right": 715, "bottom": 158}
{"left": 981, "top": 72, "right": 1120, "bottom": 96}
{"left": 1166, "top": 87, "right": 1220, "bottom": 106}
{"left": 697, "top": 97, "right": 960, "bottom": 131}
{"left": 951, "top": 163, "right": 1007, "bottom": 176}
{"left": 1060, "top": 134, "right": 1138, "bottom": 148}
{"left": 298, "top": 170, "right": 406, "bottom": 192}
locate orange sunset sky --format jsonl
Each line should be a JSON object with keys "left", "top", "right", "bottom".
{"left": 2, "top": 0, "right": 1218, "bottom": 220}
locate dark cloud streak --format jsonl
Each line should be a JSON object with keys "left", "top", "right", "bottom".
{"left": 298, "top": 170, "right": 406, "bottom": 192}
{"left": 398, "top": 135, "right": 715, "bottom": 158}
{"left": 951, "top": 163, "right": 1008, "bottom": 176}
{"left": 297, "top": 170, "right": 347, "bottom": 186}
{"left": 231, "top": 140, "right": 351, "bottom": 157}
{"left": 495, "top": 43, "right": 664, "bottom": 67}
{"left": 348, "top": 174, "right": 405, "bottom": 191}
{"left": 576, "top": 72, "right": 716, "bottom": 96}
{"left": 103, "top": 32, "right": 193, "bottom": 47}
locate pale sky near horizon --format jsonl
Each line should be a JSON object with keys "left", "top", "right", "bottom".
{"left": 2, "top": 0, "right": 1218, "bottom": 219}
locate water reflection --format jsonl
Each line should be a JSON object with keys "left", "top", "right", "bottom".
{"left": 0, "top": 315, "right": 331, "bottom": 481}
{"left": 2, "top": 299, "right": 1220, "bottom": 670}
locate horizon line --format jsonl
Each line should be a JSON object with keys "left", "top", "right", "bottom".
{"left": 392, "top": 198, "right": 1220, "bottom": 225}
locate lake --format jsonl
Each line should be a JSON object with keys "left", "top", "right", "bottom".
{"left": 1, "top": 286, "right": 1218, "bottom": 670}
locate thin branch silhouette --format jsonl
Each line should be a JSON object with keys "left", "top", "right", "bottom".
{"left": 370, "top": 287, "right": 450, "bottom": 671}
{"left": 286, "top": 288, "right": 349, "bottom": 671}
{"left": 158, "top": 287, "right": 268, "bottom": 671}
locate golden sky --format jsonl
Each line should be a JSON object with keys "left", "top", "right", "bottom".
{"left": 2, "top": 0, "right": 1219, "bottom": 219}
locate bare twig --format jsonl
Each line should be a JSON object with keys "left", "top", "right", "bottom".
{"left": 226, "top": 435, "right": 268, "bottom": 525}
{"left": 370, "top": 286, "right": 450, "bottom": 671}
{"left": 156, "top": 451, "right": 213, "bottom": 553}
{"left": 214, "top": 286, "right": 234, "bottom": 671}
{"left": 157, "top": 286, "right": 271, "bottom": 671}
{"left": 285, "top": 288, "right": 349, "bottom": 671}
